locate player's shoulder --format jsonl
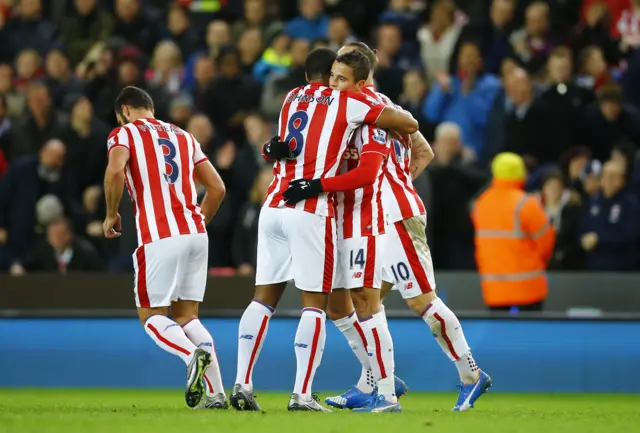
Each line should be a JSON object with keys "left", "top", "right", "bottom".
{"left": 344, "top": 89, "right": 382, "bottom": 107}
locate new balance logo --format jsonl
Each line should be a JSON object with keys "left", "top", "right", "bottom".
{"left": 165, "top": 324, "right": 180, "bottom": 331}
{"left": 198, "top": 342, "right": 213, "bottom": 348}
{"left": 240, "top": 334, "right": 254, "bottom": 340}
{"left": 295, "top": 343, "right": 308, "bottom": 348}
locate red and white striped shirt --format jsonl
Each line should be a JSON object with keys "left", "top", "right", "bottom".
{"left": 335, "top": 89, "right": 391, "bottom": 239}
{"left": 107, "top": 118, "right": 208, "bottom": 247}
{"left": 264, "top": 83, "right": 385, "bottom": 217}
{"left": 371, "top": 87, "right": 426, "bottom": 225}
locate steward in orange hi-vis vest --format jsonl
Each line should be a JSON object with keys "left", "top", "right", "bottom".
{"left": 471, "top": 153, "right": 555, "bottom": 308}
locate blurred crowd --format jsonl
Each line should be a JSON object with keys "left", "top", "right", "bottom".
{"left": 0, "top": 0, "right": 639, "bottom": 276}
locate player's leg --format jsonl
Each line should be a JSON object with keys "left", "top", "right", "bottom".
{"left": 231, "top": 207, "right": 290, "bottom": 411}
{"left": 391, "top": 216, "right": 491, "bottom": 411}
{"left": 287, "top": 209, "right": 335, "bottom": 412}
{"left": 172, "top": 234, "right": 226, "bottom": 409}
{"left": 134, "top": 238, "right": 210, "bottom": 408}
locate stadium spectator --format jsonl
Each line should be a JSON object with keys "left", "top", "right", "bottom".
{"left": 9, "top": 217, "right": 105, "bottom": 275}
{"left": 616, "top": 0, "right": 640, "bottom": 54}
{"left": 166, "top": 3, "right": 200, "bottom": 59}
{"left": 0, "top": 139, "right": 78, "bottom": 261}
{"left": 542, "top": 171, "right": 585, "bottom": 270}
{"left": 399, "top": 69, "right": 432, "bottom": 134}
{"left": 237, "top": 28, "right": 264, "bottom": 74}
{"left": 252, "top": 27, "right": 291, "bottom": 83}
{"left": 203, "top": 47, "right": 261, "bottom": 143}
{"left": 59, "top": 0, "right": 114, "bottom": 66}
{"left": 0, "top": 64, "right": 25, "bottom": 119}
{"left": 375, "top": 23, "right": 421, "bottom": 101}
{"left": 10, "top": 82, "right": 66, "bottom": 159}
{"left": 572, "top": 1, "right": 620, "bottom": 66}
{"left": 188, "top": 55, "right": 216, "bottom": 112}
{"left": 43, "top": 49, "right": 84, "bottom": 111}
{"left": 187, "top": 114, "right": 217, "bottom": 156}
{"left": 112, "top": 0, "right": 164, "bottom": 56}
{"left": 260, "top": 37, "right": 309, "bottom": 121}
{"left": 4, "top": 0, "right": 57, "bottom": 60}
{"left": 472, "top": 153, "right": 555, "bottom": 311}
{"left": 428, "top": 122, "right": 488, "bottom": 270}
{"left": 418, "top": 0, "right": 464, "bottom": 85}
{"left": 167, "top": 93, "right": 194, "bottom": 130}
{"left": 379, "top": 0, "right": 421, "bottom": 42}
{"left": 285, "top": 0, "right": 329, "bottom": 41}
{"left": 232, "top": 165, "right": 273, "bottom": 274}
{"left": 424, "top": 41, "right": 501, "bottom": 157}
{"left": 59, "top": 96, "right": 109, "bottom": 202}
{"left": 576, "top": 45, "right": 615, "bottom": 91}
{"left": 471, "top": 0, "right": 516, "bottom": 76}
{"left": 537, "top": 48, "right": 594, "bottom": 162}
{"left": 579, "top": 160, "right": 640, "bottom": 270}
{"left": 580, "top": 84, "right": 640, "bottom": 162}
{"left": 622, "top": 48, "right": 640, "bottom": 109}
{"left": 509, "top": 1, "right": 556, "bottom": 74}
{"left": 14, "top": 49, "right": 46, "bottom": 92}
{"left": 146, "top": 40, "right": 184, "bottom": 96}
{"left": 327, "top": 15, "right": 355, "bottom": 52}
{"left": 231, "top": 0, "right": 282, "bottom": 43}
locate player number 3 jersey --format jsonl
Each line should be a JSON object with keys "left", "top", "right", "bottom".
{"left": 107, "top": 118, "right": 208, "bottom": 247}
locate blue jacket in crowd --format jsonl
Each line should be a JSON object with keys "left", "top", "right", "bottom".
{"left": 423, "top": 73, "right": 501, "bottom": 156}
{"left": 285, "top": 15, "right": 329, "bottom": 41}
{"left": 579, "top": 192, "right": 640, "bottom": 271}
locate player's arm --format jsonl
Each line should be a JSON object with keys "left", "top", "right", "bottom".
{"left": 409, "top": 131, "right": 434, "bottom": 180}
{"left": 195, "top": 160, "right": 226, "bottom": 224}
{"left": 103, "top": 146, "right": 129, "bottom": 237}
{"left": 375, "top": 106, "right": 419, "bottom": 134}
{"left": 283, "top": 152, "right": 385, "bottom": 205}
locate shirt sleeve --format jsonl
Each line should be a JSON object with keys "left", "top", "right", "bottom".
{"left": 345, "top": 91, "right": 385, "bottom": 126}
{"left": 360, "top": 124, "right": 391, "bottom": 158}
{"left": 106, "top": 127, "right": 129, "bottom": 156}
{"left": 190, "top": 134, "right": 208, "bottom": 166}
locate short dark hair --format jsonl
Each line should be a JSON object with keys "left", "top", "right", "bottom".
{"left": 344, "top": 41, "right": 377, "bottom": 71}
{"left": 114, "top": 86, "right": 154, "bottom": 118}
{"left": 305, "top": 48, "right": 337, "bottom": 81}
{"left": 335, "top": 50, "right": 371, "bottom": 83}
{"left": 597, "top": 83, "right": 623, "bottom": 104}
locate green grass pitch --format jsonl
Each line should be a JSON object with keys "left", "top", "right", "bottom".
{"left": 1, "top": 389, "right": 639, "bottom": 433}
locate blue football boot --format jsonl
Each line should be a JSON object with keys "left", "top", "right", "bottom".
{"left": 352, "top": 394, "right": 402, "bottom": 413}
{"left": 394, "top": 375, "right": 408, "bottom": 398}
{"left": 452, "top": 370, "right": 492, "bottom": 412}
{"left": 325, "top": 386, "right": 376, "bottom": 409}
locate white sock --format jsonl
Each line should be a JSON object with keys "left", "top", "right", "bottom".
{"left": 235, "top": 299, "right": 274, "bottom": 391}
{"left": 332, "top": 311, "right": 375, "bottom": 393}
{"left": 360, "top": 313, "right": 396, "bottom": 403}
{"left": 183, "top": 318, "right": 224, "bottom": 395}
{"left": 144, "top": 315, "right": 197, "bottom": 365}
{"left": 421, "top": 297, "right": 479, "bottom": 384}
{"left": 293, "top": 308, "right": 327, "bottom": 400}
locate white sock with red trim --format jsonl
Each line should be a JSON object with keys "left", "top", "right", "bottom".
{"left": 144, "top": 315, "right": 197, "bottom": 365}
{"left": 360, "top": 313, "right": 396, "bottom": 403}
{"left": 332, "top": 311, "right": 375, "bottom": 393}
{"left": 293, "top": 308, "right": 327, "bottom": 401}
{"left": 421, "top": 297, "right": 478, "bottom": 384}
{"left": 235, "top": 299, "right": 274, "bottom": 391}
{"left": 182, "top": 318, "right": 224, "bottom": 395}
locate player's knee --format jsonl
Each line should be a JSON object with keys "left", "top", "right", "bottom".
{"left": 406, "top": 292, "right": 437, "bottom": 315}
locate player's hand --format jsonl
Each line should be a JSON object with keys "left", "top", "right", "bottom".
{"left": 103, "top": 213, "right": 122, "bottom": 238}
{"left": 391, "top": 130, "right": 411, "bottom": 149}
{"left": 283, "top": 179, "right": 323, "bottom": 205}
{"left": 263, "top": 136, "right": 292, "bottom": 160}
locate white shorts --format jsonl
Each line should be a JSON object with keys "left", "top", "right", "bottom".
{"left": 335, "top": 235, "right": 383, "bottom": 289}
{"left": 255, "top": 206, "right": 336, "bottom": 292}
{"left": 133, "top": 233, "right": 209, "bottom": 308}
{"left": 381, "top": 215, "right": 436, "bottom": 299}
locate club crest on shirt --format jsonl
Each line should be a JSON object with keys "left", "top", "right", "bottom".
{"left": 372, "top": 128, "right": 387, "bottom": 144}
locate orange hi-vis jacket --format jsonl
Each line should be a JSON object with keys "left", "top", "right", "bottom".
{"left": 471, "top": 179, "right": 556, "bottom": 307}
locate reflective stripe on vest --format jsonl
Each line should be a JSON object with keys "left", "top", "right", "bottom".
{"left": 474, "top": 195, "right": 535, "bottom": 239}
{"left": 480, "top": 270, "right": 545, "bottom": 281}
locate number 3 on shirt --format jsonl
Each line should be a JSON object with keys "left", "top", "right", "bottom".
{"left": 284, "top": 111, "right": 308, "bottom": 158}
{"left": 158, "top": 138, "right": 179, "bottom": 184}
